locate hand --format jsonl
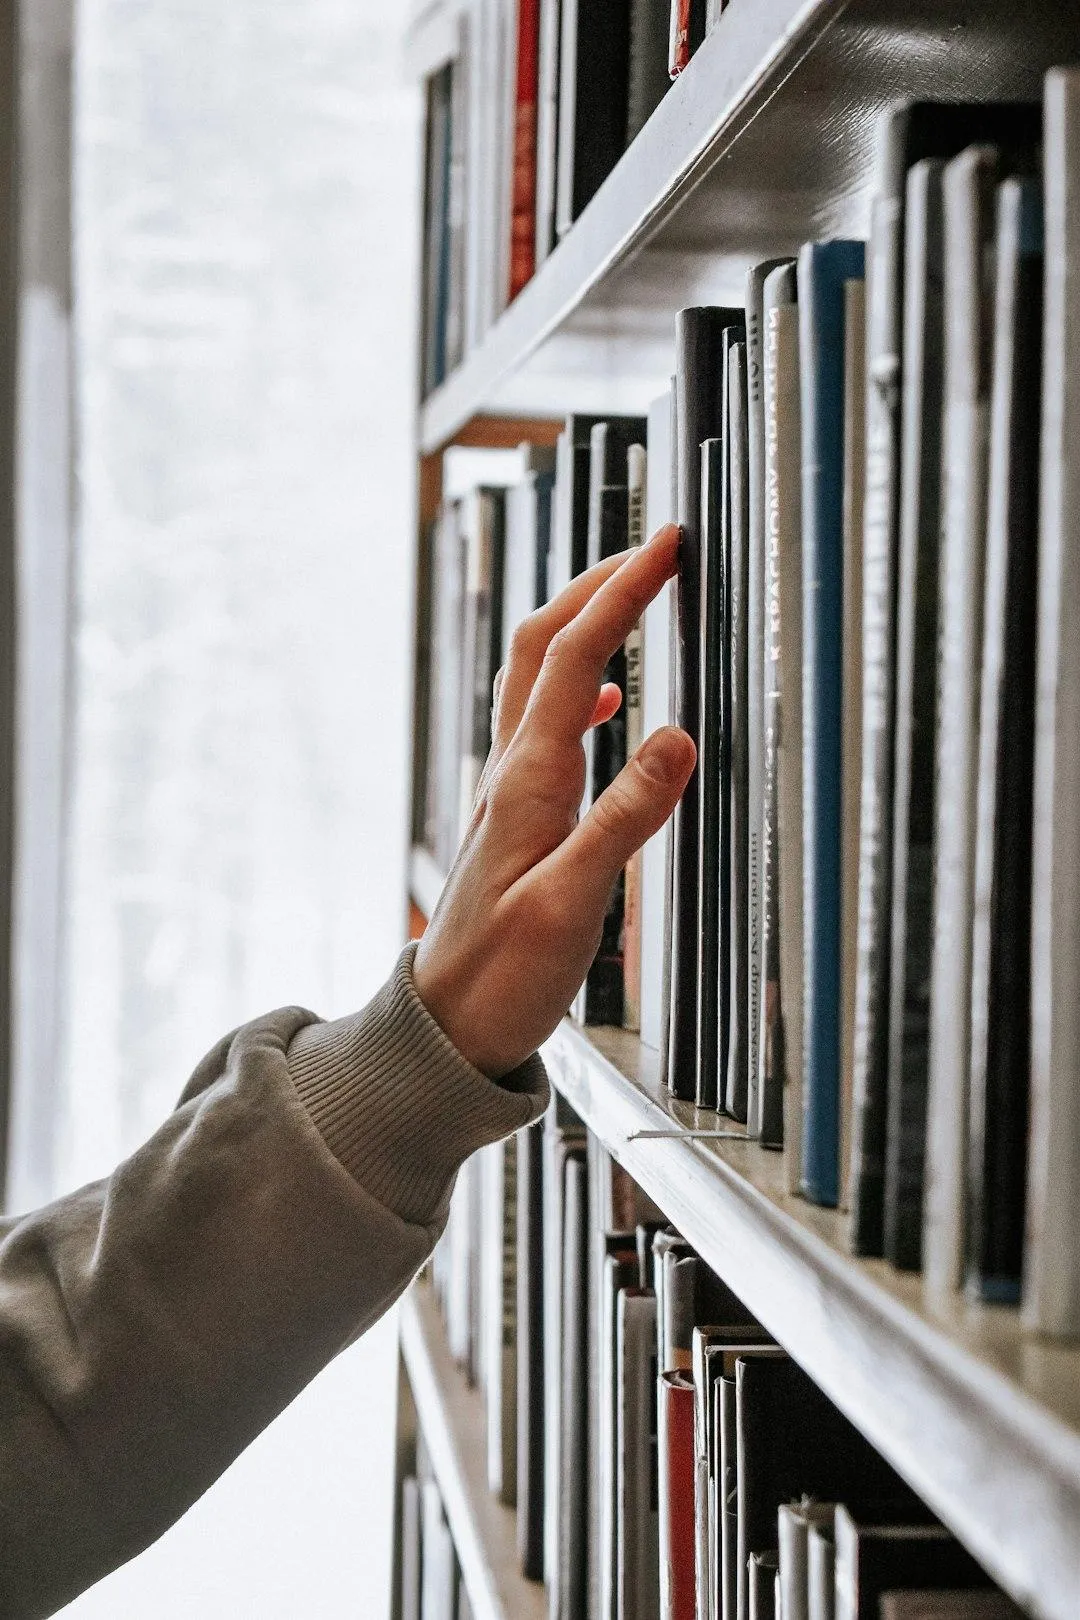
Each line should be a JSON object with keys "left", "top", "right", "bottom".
{"left": 413, "top": 523, "right": 696, "bottom": 1078}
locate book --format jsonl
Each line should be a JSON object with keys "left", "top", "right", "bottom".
{"left": 745, "top": 260, "right": 793, "bottom": 1125}
{"left": 400, "top": 1475, "right": 422, "bottom": 1620}
{"left": 509, "top": 0, "right": 542, "bottom": 301}
{"left": 727, "top": 342, "right": 751, "bottom": 1124}
{"left": 641, "top": 389, "right": 676, "bottom": 1054}
{"left": 692, "top": 1328, "right": 774, "bottom": 1620}
{"left": 848, "top": 101, "right": 1041, "bottom": 1259}
{"left": 698, "top": 434, "right": 728, "bottom": 1110}
{"left": 923, "top": 145, "right": 1001, "bottom": 1296}
{"left": 759, "top": 264, "right": 798, "bottom": 1151}
{"left": 1025, "top": 66, "right": 1080, "bottom": 1339}
{"left": 555, "top": 0, "right": 632, "bottom": 238}
{"left": 616, "top": 1288, "right": 661, "bottom": 1620}
{"left": 549, "top": 415, "right": 601, "bottom": 600}
{"left": 748, "top": 1553, "right": 778, "bottom": 1620}
{"left": 626, "top": 0, "right": 670, "bottom": 144}
{"left": 535, "top": 0, "right": 562, "bottom": 266}
{"left": 543, "top": 1095, "right": 587, "bottom": 1592}
{"left": 839, "top": 279, "right": 866, "bottom": 1212}
{"left": 668, "top": 0, "right": 706, "bottom": 77}
{"left": 658, "top": 1370, "right": 697, "bottom": 1620}
{"left": 736, "top": 1356, "right": 912, "bottom": 1620}
{"left": 480, "top": 1137, "right": 517, "bottom": 1503}
{"left": 457, "top": 486, "right": 505, "bottom": 845}
{"left": 624, "top": 441, "right": 649, "bottom": 1034}
{"left": 558, "top": 1150, "right": 590, "bottom": 1620}
{"left": 798, "top": 238, "right": 866, "bottom": 1209}
{"left": 965, "top": 175, "right": 1041, "bottom": 1305}
{"left": 807, "top": 1523, "right": 835, "bottom": 1620}
{"left": 878, "top": 1597, "right": 1025, "bottom": 1620}
{"left": 778, "top": 1500, "right": 836, "bottom": 1620}
{"left": 884, "top": 156, "right": 946, "bottom": 1273}
{"left": 517, "top": 1121, "right": 546, "bottom": 1579}
{"left": 601, "top": 1246, "right": 642, "bottom": 1620}
{"left": 833, "top": 1512, "right": 989, "bottom": 1620}
{"left": 421, "top": 63, "right": 454, "bottom": 396}
{"left": 670, "top": 309, "right": 741, "bottom": 1101}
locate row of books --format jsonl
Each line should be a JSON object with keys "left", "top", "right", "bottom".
{"left": 400, "top": 1436, "right": 477, "bottom": 1620}
{"left": 418, "top": 0, "right": 730, "bottom": 396}
{"left": 414, "top": 74, "right": 1080, "bottom": 1340}
{"left": 418, "top": 1104, "right": 1023, "bottom": 1620}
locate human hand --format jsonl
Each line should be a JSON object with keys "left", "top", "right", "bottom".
{"left": 413, "top": 523, "right": 696, "bottom": 1078}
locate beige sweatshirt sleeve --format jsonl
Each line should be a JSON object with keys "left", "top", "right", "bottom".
{"left": 0, "top": 942, "right": 548, "bottom": 1620}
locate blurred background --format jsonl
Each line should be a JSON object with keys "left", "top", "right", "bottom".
{"left": 8, "top": 0, "right": 420, "bottom": 1613}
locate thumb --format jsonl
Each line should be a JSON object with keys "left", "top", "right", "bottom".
{"left": 548, "top": 727, "right": 696, "bottom": 909}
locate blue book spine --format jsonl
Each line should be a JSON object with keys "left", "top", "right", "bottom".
{"left": 798, "top": 239, "right": 866, "bottom": 1206}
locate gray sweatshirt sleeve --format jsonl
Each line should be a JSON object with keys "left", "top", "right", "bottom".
{"left": 0, "top": 942, "right": 548, "bottom": 1619}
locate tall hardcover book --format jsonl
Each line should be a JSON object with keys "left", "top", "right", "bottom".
{"left": 543, "top": 1096, "right": 587, "bottom": 1593}
{"left": 558, "top": 1151, "right": 590, "bottom": 1620}
{"left": 1025, "top": 66, "right": 1080, "bottom": 1339}
{"left": 509, "top": 0, "right": 542, "bottom": 300}
{"left": 534, "top": 0, "right": 562, "bottom": 265}
{"left": 457, "top": 487, "right": 506, "bottom": 845}
{"left": 759, "top": 265, "right": 798, "bottom": 1151}
{"left": 400, "top": 1476, "right": 422, "bottom": 1620}
{"left": 481, "top": 1137, "right": 518, "bottom": 1503}
{"left": 884, "top": 157, "right": 946, "bottom": 1272}
{"left": 839, "top": 279, "right": 866, "bottom": 1211}
{"left": 807, "top": 1524, "right": 835, "bottom": 1620}
{"left": 626, "top": 0, "right": 670, "bottom": 143}
{"left": 600, "top": 1247, "right": 641, "bottom": 1620}
{"left": 555, "top": 0, "right": 632, "bottom": 238}
{"left": 642, "top": 390, "right": 676, "bottom": 1053}
{"left": 849, "top": 99, "right": 1043, "bottom": 1256}
{"left": 670, "top": 309, "right": 740, "bottom": 1100}
{"left": 778, "top": 1500, "right": 836, "bottom": 1620}
{"left": 923, "top": 145, "right": 1000, "bottom": 1296}
{"left": 624, "top": 442, "right": 649, "bottom": 1034}
{"left": 727, "top": 342, "right": 752, "bottom": 1126}
{"left": 549, "top": 415, "right": 602, "bottom": 600}
{"left": 517, "top": 1120, "right": 546, "bottom": 1578}
{"left": 698, "top": 432, "right": 729, "bottom": 1110}
{"left": 833, "top": 1513, "right": 988, "bottom": 1620}
{"left": 965, "top": 175, "right": 1041, "bottom": 1305}
{"left": 798, "top": 238, "right": 866, "bottom": 1209}
{"left": 617, "top": 1289, "right": 661, "bottom": 1620}
{"left": 658, "top": 1370, "right": 696, "bottom": 1620}
{"left": 421, "top": 64, "right": 454, "bottom": 395}
{"left": 745, "top": 260, "right": 792, "bottom": 1124}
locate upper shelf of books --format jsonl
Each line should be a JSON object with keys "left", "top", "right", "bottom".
{"left": 410, "top": 0, "right": 1080, "bottom": 453}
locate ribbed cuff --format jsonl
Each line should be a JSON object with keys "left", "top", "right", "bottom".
{"left": 287, "top": 943, "right": 550, "bottom": 1226}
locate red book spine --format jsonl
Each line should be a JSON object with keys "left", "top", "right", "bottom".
{"left": 658, "top": 1371, "right": 696, "bottom": 1620}
{"left": 669, "top": 0, "right": 692, "bottom": 78}
{"left": 509, "top": 0, "right": 541, "bottom": 301}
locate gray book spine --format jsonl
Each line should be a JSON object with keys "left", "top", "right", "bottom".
{"left": 1025, "top": 67, "right": 1080, "bottom": 1338}
{"left": 886, "top": 157, "right": 946, "bottom": 1273}
{"left": 923, "top": 144, "right": 999, "bottom": 1297}
{"left": 534, "top": 0, "right": 562, "bottom": 265}
{"left": 727, "top": 342, "right": 751, "bottom": 1122}
{"left": 616, "top": 1291, "right": 660, "bottom": 1620}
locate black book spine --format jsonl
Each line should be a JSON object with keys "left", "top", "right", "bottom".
{"left": 697, "top": 437, "right": 726, "bottom": 1110}
{"left": 670, "top": 308, "right": 739, "bottom": 1100}
{"left": 517, "top": 1121, "right": 546, "bottom": 1579}
{"left": 966, "top": 176, "right": 1042, "bottom": 1303}
{"left": 727, "top": 341, "right": 751, "bottom": 1123}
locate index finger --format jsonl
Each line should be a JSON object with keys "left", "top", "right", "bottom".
{"left": 521, "top": 524, "right": 680, "bottom": 747}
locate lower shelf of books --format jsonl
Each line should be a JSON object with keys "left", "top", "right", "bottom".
{"left": 541, "top": 1018, "right": 1080, "bottom": 1620}
{"left": 399, "top": 1280, "right": 547, "bottom": 1620}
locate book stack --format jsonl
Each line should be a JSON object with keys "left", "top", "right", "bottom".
{"left": 417, "top": 0, "right": 679, "bottom": 394}
{"left": 414, "top": 1120, "right": 1024, "bottom": 1620}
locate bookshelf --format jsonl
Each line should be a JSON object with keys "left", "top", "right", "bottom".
{"left": 399, "top": 5, "right": 1080, "bottom": 1620}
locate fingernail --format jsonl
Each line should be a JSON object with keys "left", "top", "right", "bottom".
{"left": 641, "top": 727, "right": 695, "bottom": 785}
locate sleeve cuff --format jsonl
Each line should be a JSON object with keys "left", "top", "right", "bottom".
{"left": 286, "top": 942, "right": 550, "bottom": 1226}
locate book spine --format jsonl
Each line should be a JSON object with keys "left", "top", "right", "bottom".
{"left": 670, "top": 310, "right": 730, "bottom": 1099}
{"left": 839, "top": 278, "right": 867, "bottom": 1212}
{"left": 798, "top": 239, "right": 865, "bottom": 1208}
{"left": 727, "top": 342, "right": 751, "bottom": 1123}
{"left": 617, "top": 1291, "right": 661, "bottom": 1620}
{"left": 517, "top": 1121, "right": 546, "bottom": 1578}
{"left": 773, "top": 291, "right": 803, "bottom": 1172}
{"left": 924, "top": 145, "right": 998, "bottom": 1296}
{"left": 806, "top": 1527, "right": 835, "bottom": 1620}
{"left": 509, "top": 0, "right": 541, "bottom": 301}
{"left": 1025, "top": 69, "right": 1080, "bottom": 1338}
{"left": 884, "top": 160, "right": 946, "bottom": 1272}
{"left": 697, "top": 436, "right": 726, "bottom": 1110}
{"left": 668, "top": 0, "right": 690, "bottom": 79}
{"left": 624, "top": 443, "right": 648, "bottom": 1034}
{"left": 850, "top": 191, "right": 904, "bottom": 1256}
{"left": 558, "top": 1151, "right": 589, "bottom": 1620}
{"left": 758, "top": 265, "right": 798, "bottom": 1147}
{"left": 556, "top": 0, "right": 631, "bottom": 236}
{"left": 966, "top": 176, "right": 1041, "bottom": 1305}
{"left": 642, "top": 392, "right": 676, "bottom": 1053}
{"left": 626, "top": 0, "right": 670, "bottom": 145}
{"left": 658, "top": 1372, "right": 696, "bottom": 1620}
{"left": 534, "top": 0, "right": 562, "bottom": 267}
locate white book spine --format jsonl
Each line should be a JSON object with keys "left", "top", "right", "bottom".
{"left": 923, "top": 146, "right": 995, "bottom": 1295}
{"left": 1025, "top": 68, "right": 1080, "bottom": 1337}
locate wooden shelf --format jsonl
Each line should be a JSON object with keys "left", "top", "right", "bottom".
{"left": 400, "top": 1281, "right": 546, "bottom": 1620}
{"left": 419, "top": 0, "right": 1080, "bottom": 451}
{"left": 542, "top": 1020, "right": 1080, "bottom": 1620}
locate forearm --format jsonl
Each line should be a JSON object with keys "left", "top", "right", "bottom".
{"left": 0, "top": 945, "right": 547, "bottom": 1619}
